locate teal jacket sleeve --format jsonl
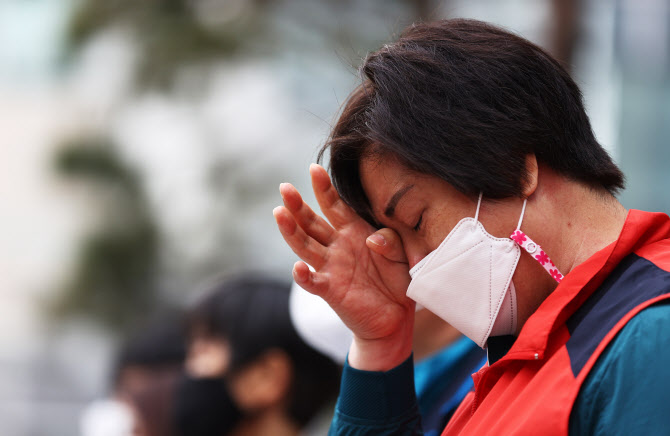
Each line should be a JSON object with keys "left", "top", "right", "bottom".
{"left": 328, "top": 354, "right": 424, "bottom": 436}
{"left": 569, "top": 302, "right": 670, "bottom": 435}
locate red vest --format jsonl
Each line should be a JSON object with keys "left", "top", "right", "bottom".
{"left": 442, "top": 210, "right": 670, "bottom": 435}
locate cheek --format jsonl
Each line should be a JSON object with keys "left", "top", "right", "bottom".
{"left": 425, "top": 228, "right": 447, "bottom": 252}
{"left": 402, "top": 219, "right": 460, "bottom": 268}
{"left": 228, "top": 370, "right": 254, "bottom": 409}
{"left": 423, "top": 196, "right": 473, "bottom": 249}
{"left": 424, "top": 215, "right": 458, "bottom": 252}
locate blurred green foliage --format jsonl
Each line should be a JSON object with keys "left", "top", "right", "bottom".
{"left": 52, "top": 139, "right": 160, "bottom": 329}
{"left": 56, "top": 0, "right": 438, "bottom": 329}
{"left": 66, "top": 0, "right": 261, "bottom": 88}
{"left": 65, "top": 0, "right": 438, "bottom": 89}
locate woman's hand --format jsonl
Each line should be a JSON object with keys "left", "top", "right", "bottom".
{"left": 273, "top": 164, "right": 414, "bottom": 371}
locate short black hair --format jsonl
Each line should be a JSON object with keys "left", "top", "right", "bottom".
{"left": 114, "top": 311, "right": 186, "bottom": 384}
{"left": 319, "top": 19, "right": 625, "bottom": 226}
{"left": 189, "top": 275, "right": 341, "bottom": 427}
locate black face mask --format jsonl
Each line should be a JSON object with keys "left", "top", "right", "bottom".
{"left": 174, "top": 375, "right": 243, "bottom": 436}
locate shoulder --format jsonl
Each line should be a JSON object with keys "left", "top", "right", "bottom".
{"left": 591, "top": 301, "right": 670, "bottom": 385}
{"left": 601, "top": 301, "right": 670, "bottom": 363}
{"left": 635, "top": 238, "right": 670, "bottom": 272}
{"left": 565, "top": 251, "right": 670, "bottom": 377}
{"left": 570, "top": 302, "right": 670, "bottom": 435}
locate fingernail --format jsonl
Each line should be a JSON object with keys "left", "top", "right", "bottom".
{"left": 367, "top": 234, "right": 386, "bottom": 246}
{"left": 279, "top": 183, "right": 287, "bottom": 193}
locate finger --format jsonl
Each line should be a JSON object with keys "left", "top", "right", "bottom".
{"left": 293, "top": 261, "right": 329, "bottom": 296}
{"left": 366, "top": 228, "right": 408, "bottom": 264}
{"left": 279, "top": 183, "right": 336, "bottom": 246}
{"left": 273, "top": 206, "right": 328, "bottom": 270}
{"left": 310, "top": 163, "right": 360, "bottom": 229}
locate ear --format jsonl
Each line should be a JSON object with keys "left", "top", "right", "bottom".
{"left": 229, "top": 349, "right": 293, "bottom": 411}
{"left": 522, "top": 154, "right": 539, "bottom": 198}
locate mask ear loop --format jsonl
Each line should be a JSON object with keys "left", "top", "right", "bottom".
{"left": 510, "top": 198, "right": 564, "bottom": 283}
{"left": 516, "top": 198, "right": 528, "bottom": 230}
{"left": 475, "top": 192, "right": 527, "bottom": 227}
{"left": 474, "top": 192, "right": 483, "bottom": 223}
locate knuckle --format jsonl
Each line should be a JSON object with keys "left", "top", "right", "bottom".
{"left": 307, "top": 212, "right": 319, "bottom": 228}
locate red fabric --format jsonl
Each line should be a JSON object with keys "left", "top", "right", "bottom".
{"left": 441, "top": 210, "right": 670, "bottom": 435}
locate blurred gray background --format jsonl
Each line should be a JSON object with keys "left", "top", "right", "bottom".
{"left": 0, "top": 0, "right": 668, "bottom": 434}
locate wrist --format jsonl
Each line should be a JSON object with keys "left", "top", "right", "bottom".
{"left": 348, "top": 326, "right": 413, "bottom": 372}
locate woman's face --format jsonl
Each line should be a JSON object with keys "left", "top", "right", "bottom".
{"left": 185, "top": 330, "right": 231, "bottom": 378}
{"left": 359, "top": 155, "right": 523, "bottom": 269}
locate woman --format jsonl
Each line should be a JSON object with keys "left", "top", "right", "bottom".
{"left": 273, "top": 19, "right": 670, "bottom": 435}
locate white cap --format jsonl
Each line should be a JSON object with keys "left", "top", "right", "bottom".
{"left": 79, "top": 399, "right": 134, "bottom": 436}
{"left": 289, "top": 281, "right": 353, "bottom": 365}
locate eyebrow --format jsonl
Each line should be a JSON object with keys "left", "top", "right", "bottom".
{"left": 384, "top": 184, "right": 414, "bottom": 218}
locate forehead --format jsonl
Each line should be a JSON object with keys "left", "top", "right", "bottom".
{"left": 359, "top": 154, "right": 475, "bottom": 225}
{"left": 359, "top": 155, "right": 416, "bottom": 215}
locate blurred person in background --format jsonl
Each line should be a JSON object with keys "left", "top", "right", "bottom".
{"left": 175, "top": 275, "right": 341, "bottom": 436}
{"left": 290, "top": 283, "right": 486, "bottom": 435}
{"left": 80, "top": 312, "right": 187, "bottom": 436}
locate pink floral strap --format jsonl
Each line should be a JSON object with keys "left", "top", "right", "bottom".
{"left": 510, "top": 230, "right": 563, "bottom": 283}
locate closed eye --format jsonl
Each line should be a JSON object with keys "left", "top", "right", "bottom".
{"left": 413, "top": 213, "right": 423, "bottom": 232}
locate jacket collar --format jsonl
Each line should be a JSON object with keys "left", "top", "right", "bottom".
{"left": 491, "top": 210, "right": 670, "bottom": 362}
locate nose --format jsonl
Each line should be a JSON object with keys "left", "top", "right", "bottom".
{"left": 397, "top": 235, "right": 432, "bottom": 270}
{"left": 406, "top": 246, "right": 431, "bottom": 270}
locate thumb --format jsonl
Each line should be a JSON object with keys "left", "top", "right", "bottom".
{"left": 366, "top": 228, "right": 408, "bottom": 264}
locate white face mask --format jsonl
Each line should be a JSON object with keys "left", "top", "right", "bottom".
{"left": 407, "top": 193, "right": 562, "bottom": 348}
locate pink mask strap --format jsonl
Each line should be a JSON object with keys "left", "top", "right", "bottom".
{"left": 510, "top": 200, "right": 564, "bottom": 283}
